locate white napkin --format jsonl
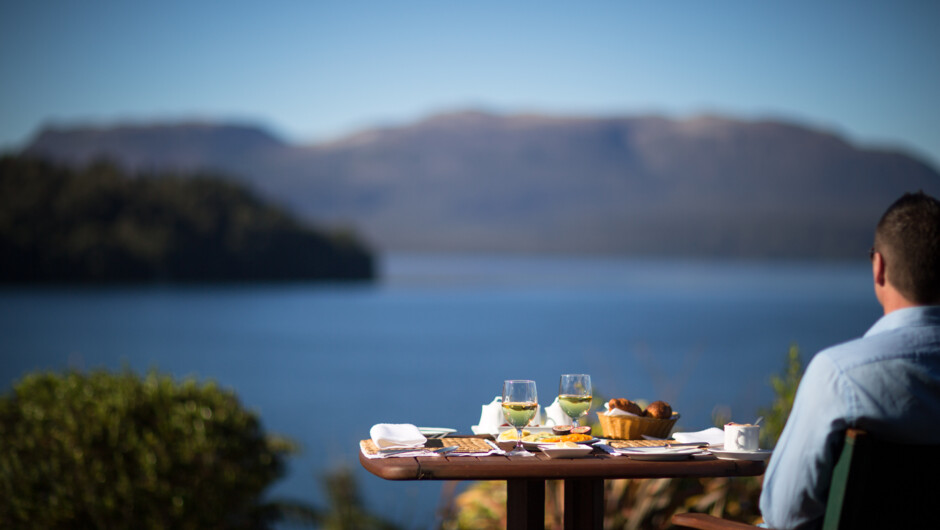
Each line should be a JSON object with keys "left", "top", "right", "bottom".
{"left": 603, "top": 402, "right": 641, "bottom": 417}
{"left": 532, "top": 404, "right": 544, "bottom": 426}
{"left": 672, "top": 427, "right": 724, "bottom": 446}
{"left": 370, "top": 423, "right": 427, "bottom": 449}
{"left": 544, "top": 397, "right": 573, "bottom": 426}
{"left": 477, "top": 396, "right": 505, "bottom": 434}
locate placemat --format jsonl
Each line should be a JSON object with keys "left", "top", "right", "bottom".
{"left": 608, "top": 439, "right": 672, "bottom": 449}
{"left": 360, "top": 436, "right": 495, "bottom": 456}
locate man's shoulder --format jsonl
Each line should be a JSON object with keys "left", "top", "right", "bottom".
{"left": 811, "top": 325, "right": 940, "bottom": 374}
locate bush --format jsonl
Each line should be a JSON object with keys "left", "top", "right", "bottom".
{"left": 0, "top": 369, "right": 294, "bottom": 529}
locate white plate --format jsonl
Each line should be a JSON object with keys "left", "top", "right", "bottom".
{"left": 709, "top": 449, "right": 772, "bottom": 461}
{"left": 497, "top": 425, "right": 557, "bottom": 434}
{"left": 523, "top": 437, "right": 600, "bottom": 450}
{"left": 618, "top": 447, "right": 703, "bottom": 461}
{"left": 419, "top": 427, "right": 457, "bottom": 438}
{"left": 538, "top": 444, "right": 594, "bottom": 459}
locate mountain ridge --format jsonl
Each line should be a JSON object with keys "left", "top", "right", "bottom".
{"left": 21, "top": 110, "right": 940, "bottom": 259}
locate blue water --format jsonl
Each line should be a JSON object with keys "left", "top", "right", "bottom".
{"left": 0, "top": 253, "right": 880, "bottom": 528}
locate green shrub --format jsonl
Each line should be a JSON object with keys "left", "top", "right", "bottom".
{"left": 0, "top": 369, "right": 294, "bottom": 529}
{"left": 758, "top": 344, "right": 804, "bottom": 449}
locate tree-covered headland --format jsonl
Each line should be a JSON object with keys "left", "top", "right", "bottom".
{"left": 0, "top": 155, "right": 375, "bottom": 283}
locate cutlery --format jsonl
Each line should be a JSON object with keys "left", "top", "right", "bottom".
{"left": 664, "top": 441, "right": 710, "bottom": 448}
{"left": 379, "top": 447, "right": 426, "bottom": 455}
{"left": 380, "top": 445, "right": 458, "bottom": 456}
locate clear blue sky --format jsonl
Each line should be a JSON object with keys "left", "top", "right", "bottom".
{"left": 3, "top": 1, "right": 940, "bottom": 167}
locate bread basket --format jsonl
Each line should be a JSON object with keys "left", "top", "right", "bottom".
{"left": 596, "top": 411, "right": 679, "bottom": 440}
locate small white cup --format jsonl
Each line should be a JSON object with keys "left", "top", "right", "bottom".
{"left": 724, "top": 423, "right": 760, "bottom": 451}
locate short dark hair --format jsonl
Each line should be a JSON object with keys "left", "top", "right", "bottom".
{"left": 874, "top": 191, "right": 940, "bottom": 304}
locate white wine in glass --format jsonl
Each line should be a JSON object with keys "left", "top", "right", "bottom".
{"left": 558, "top": 374, "right": 592, "bottom": 427}
{"left": 501, "top": 380, "right": 538, "bottom": 456}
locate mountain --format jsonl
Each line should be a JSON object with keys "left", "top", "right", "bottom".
{"left": 22, "top": 111, "right": 940, "bottom": 259}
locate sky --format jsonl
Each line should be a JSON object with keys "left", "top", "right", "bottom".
{"left": 2, "top": 1, "right": 940, "bottom": 168}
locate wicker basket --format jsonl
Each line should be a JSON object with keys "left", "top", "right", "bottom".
{"left": 597, "top": 411, "right": 679, "bottom": 440}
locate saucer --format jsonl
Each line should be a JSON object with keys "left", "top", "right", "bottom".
{"left": 709, "top": 448, "right": 772, "bottom": 461}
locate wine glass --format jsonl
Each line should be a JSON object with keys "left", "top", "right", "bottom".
{"left": 501, "top": 380, "right": 538, "bottom": 456}
{"left": 558, "top": 374, "right": 592, "bottom": 427}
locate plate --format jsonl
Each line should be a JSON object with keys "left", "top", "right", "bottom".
{"left": 497, "top": 425, "right": 557, "bottom": 434}
{"left": 522, "top": 437, "right": 599, "bottom": 450}
{"left": 618, "top": 447, "right": 703, "bottom": 461}
{"left": 419, "top": 427, "right": 457, "bottom": 438}
{"left": 709, "top": 449, "right": 772, "bottom": 461}
{"left": 538, "top": 444, "right": 594, "bottom": 459}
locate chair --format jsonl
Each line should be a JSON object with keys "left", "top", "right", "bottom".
{"left": 672, "top": 428, "right": 940, "bottom": 529}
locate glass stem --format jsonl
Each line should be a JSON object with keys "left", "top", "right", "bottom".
{"left": 515, "top": 427, "right": 523, "bottom": 451}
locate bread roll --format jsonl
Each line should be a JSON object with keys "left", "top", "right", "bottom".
{"left": 608, "top": 398, "right": 643, "bottom": 415}
{"left": 645, "top": 400, "right": 673, "bottom": 419}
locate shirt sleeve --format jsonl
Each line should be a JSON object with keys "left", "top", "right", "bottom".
{"left": 759, "top": 353, "right": 851, "bottom": 529}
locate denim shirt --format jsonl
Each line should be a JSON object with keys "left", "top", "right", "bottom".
{"left": 759, "top": 305, "right": 940, "bottom": 530}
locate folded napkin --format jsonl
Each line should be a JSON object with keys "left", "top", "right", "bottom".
{"left": 532, "top": 404, "right": 544, "bottom": 426}
{"left": 370, "top": 423, "right": 427, "bottom": 449}
{"left": 477, "top": 396, "right": 505, "bottom": 434}
{"left": 672, "top": 427, "right": 724, "bottom": 446}
{"left": 544, "top": 397, "right": 573, "bottom": 426}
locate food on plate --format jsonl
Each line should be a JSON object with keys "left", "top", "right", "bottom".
{"left": 540, "top": 433, "right": 593, "bottom": 443}
{"left": 497, "top": 429, "right": 531, "bottom": 441}
{"left": 552, "top": 425, "right": 573, "bottom": 435}
{"left": 645, "top": 401, "right": 673, "bottom": 419}
{"left": 556, "top": 441, "right": 581, "bottom": 448}
{"left": 563, "top": 433, "right": 593, "bottom": 442}
{"left": 570, "top": 425, "right": 592, "bottom": 435}
{"left": 608, "top": 398, "right": 643, "bottom": 416}
{"left": 521, "top": 432, "right": 555, "bottom": 443}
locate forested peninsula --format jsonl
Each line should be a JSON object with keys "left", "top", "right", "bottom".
{"left": 0, "top": 155, "right": 375, "bottom": 283}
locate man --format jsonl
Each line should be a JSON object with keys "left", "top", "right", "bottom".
{"left": 759, "top": 191, "right": 940, "bottom": 529}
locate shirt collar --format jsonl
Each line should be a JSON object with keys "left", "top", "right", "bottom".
{"left": 864, "top": 305, "right": 940, "bottom": 338}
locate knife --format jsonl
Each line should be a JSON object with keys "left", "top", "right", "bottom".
{"left": 664, "top": 442, "right": 710, "bottom": 448}
{"left": 380, "top": 445, "right": 459, "bottom": 456}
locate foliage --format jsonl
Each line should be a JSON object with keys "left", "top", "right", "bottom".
{"left": 442, "top": 480, "right": 507, "bottom": 530}
{"left": 0, "top": 369, "right": 307, "bottom": 529}
{"left": 314, "top": 467, "right": 401, "bottom": 530}
{"left": 0, "top": 155, "right": 374, "bottom": 283}
{"left": 758, "top": 344, "right": 804, "bottom": 449}
{"left": 444, "top": 345, "right": 807, "bottom": 529}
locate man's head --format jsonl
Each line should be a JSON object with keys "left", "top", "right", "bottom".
{"left": 873, "top": 191, "right": 940, "bottom": 307}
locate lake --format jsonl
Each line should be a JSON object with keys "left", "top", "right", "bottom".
{"left": 0, "top": 253, "right": 881, "bottom": 528}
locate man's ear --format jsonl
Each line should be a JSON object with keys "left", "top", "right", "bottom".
{"left": 873, "top": 251, "right": 886, "bottom": 287}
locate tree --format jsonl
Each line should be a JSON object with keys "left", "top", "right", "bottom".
{"left": 0, "top": 369, "right": 313, "bottom": 529}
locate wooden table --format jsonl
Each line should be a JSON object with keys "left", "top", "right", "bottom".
{"left": 360, "top": 442, "right": 766, "bottom": 530}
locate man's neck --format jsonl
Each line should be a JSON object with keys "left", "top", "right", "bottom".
{"left": 881, "top": 291, "right": 918, "bottom": 315}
